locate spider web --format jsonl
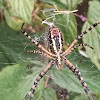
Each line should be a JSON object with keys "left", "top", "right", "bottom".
{"left": 0, "top": 1, "right": 77, "bottom": 68}
{"left": 0, "top": 1, "right": 100, "bottom": 100}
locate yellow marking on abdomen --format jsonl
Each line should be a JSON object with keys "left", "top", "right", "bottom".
{"left": 59, "top": 32, "right": 62, "bottom": 51}
{"left": 51, "top": 34, "right": 57, "bottom": 53}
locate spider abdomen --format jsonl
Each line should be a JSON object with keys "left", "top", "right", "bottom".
{"left": 47, "top": 26, "right": 64, "bottom": 54}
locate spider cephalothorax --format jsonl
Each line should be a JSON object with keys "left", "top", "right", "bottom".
{"left": 21, "top": 21, "right": 100, "bottom": 100}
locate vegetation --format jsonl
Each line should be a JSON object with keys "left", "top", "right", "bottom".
{"left": 0, "top": 0, "right": 100, "bottom": 100}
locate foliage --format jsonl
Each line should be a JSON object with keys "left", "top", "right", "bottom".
{"left": 0, "top": 0, "right": 100, "bottom": 100}
{"left": 2, "top": 0, "right": 34, "bottom": 30}
{"left": 82, "top": 1, "right": 100, "bottom": 70}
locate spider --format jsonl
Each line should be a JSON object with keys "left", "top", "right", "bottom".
{"left": 21, "top": 21, "right": 100, "bottom": 100}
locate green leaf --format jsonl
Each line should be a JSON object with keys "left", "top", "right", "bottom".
{"left": 95, "top": 94, "right": 100, "bottom": 100}
{"left": 65, "top": 0, "right": 83, "bottom": 10}
{"left": 55, "top": 14, "right": 77, "bottom": 44}
{"left": 51, "top": 67, "right": 84, "bottom": 93}
{"left": 34, "top": 88, "right": 57, "bottom": 100}
{"left": 0, "top": 62, "right": 29, "bottom": 100}
{"left": 4, "top": 0, "right": 34, "bottom": 30}
{"left": 50, "top": 53, "right": 100, "bottom": 94}
{"left": 0, "top": 22, "right": 38, "bottom": 69}
{"left": 0, "top": 61, "right": 57, "bottom": 100}
{"left": 82, "top": 1, "right": 100, "bottom": 69}
{"left": 73, "top": 95, "right": 88, "bottom": 100}
{"left": 44, "top": 0, "right": 83, "bottom": 10}
{"left": 0, "top": 0, "right": 4, "bottom": 8}
{"left": 73, "top": 93, "right": 100, "bottom": 100}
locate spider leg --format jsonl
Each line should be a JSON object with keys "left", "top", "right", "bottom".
{"left": 25, "top": 50, "right": 40, "bottom": 53}
{"left": 21, "top": 23, "right": 54, "bottom": 58}
{"left": 64, "top": 58, "right": 95, "bottom": 100}
{"left": 25, "top": 50, "right": 52, "bottom": 59}
{"left": 24, "top": 61, "right": 54, "bottom": 100}
{"left": 63, "top": 22, "right": 100, "bottom": 56}
{"left": 73, "top": 43, "right": 93, "bottom": 49}
{"left": 66, "top": 43, "right": 93, "bottom": 55}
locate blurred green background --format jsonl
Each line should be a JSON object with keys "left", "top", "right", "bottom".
{"left": 0, "top": 0, "right": 100, "bottom": 100}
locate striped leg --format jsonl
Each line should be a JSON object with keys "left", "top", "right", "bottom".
{"left": 24, "top": 61, "right": 54, "bottom": 100}
{"left": 66, "top": 43, "right": 93, "bottom": 55}
{"left": 73, "top": 43, "right": 93, "bottom": 49}
{"left": 64, "top": 58, "right": 95, "bottom": 100}
{"left": 21, "top": 23, "right": 53, "bottom": 57}
{"left": 63, "top": 22, "right": 100, "bottom": 56}
{"left": 25, "top": 50, "right": 41, "bottom": 53}
{"left": 25, "top": 50, "right": 52, "bottom": 59}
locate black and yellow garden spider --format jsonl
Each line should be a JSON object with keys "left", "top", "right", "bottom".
{"left": 21, "top": 21, "right": 100, "bottom": 100}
